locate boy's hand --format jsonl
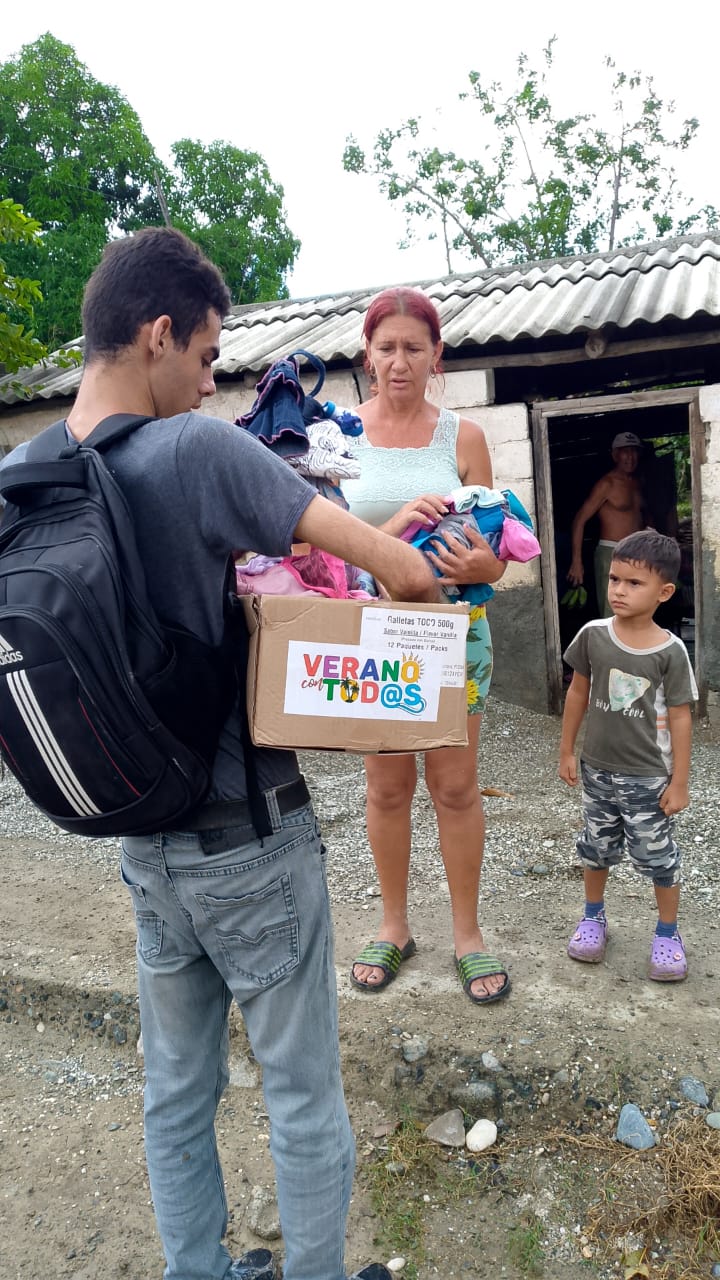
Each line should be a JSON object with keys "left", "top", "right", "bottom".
{"left": 558, "top": 752, "right": 579, "bottom": 786}
{"left": 659, "top": 779, "right": 690, "bottom": 817}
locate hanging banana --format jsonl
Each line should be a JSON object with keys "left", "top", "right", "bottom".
{"left": 561, "top": 586, "right": 588, "bottom": 609}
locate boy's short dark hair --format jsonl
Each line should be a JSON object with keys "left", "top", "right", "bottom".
{"left": 612, "top": 530, "right": 681, "bottom": 583}
{"left": 82, "top": 227, "right": 232, "bottom": 362}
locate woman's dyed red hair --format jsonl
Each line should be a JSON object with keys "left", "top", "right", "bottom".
{"left": 363, "top": 287, "right": 442, "bottom": 346}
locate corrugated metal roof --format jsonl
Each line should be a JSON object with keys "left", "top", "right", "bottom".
{"left": 3, "top": 232, "right": 720, "bottom": 406}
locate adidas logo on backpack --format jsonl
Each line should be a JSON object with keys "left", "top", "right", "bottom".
{"left": 0, "top": 636, "right": 23, "bottom": 665}
{"left": 0, "top": 415, "right": 239, "bottom": 838}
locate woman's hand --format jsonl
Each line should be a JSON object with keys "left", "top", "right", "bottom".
{"left": 425, "top": 524, "right": 505, "bottom": 586}
{"left": 381, "top": 493, "right": 449, "bottom": 539}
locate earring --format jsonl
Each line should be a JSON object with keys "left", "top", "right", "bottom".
{"left": 430, "top": 367, "right": 437, "bottom": 379}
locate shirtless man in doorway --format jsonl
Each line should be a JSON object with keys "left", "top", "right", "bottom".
{"left": 567, "top": 431, "right": 644, "bottom": 617}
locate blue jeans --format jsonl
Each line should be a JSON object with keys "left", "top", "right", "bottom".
{"left": 120, "top": 803, "right": 355, "bottom": 1280}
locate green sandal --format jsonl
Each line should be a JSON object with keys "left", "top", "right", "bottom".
{"left": 350, "top": 939, "right": 417, "bottom": 992}
{"left": 455, "top": 952, "right": 511, "bottom": 1005}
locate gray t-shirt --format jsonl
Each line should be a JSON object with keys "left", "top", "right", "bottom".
{"left": 564, "top": 617, "right": 698, "bottom": 776}
{"left": 23, "top": 411, "right": 315, "bottom": 801}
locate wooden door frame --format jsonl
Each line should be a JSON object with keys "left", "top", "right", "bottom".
{"left": 531, "top": 387, "right": 705, "bottom": 715}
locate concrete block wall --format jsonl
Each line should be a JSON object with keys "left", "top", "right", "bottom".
{"left": 0, "top": 404, "right": 63, "bottom": 454}
{"left": 698, "top": 387, "right": 720, "bottom": 722}
{"left": 441, "top": 369, "right": 495, "bottom": 409}
{"left": 451, "top": 397, "right": 547, "bottom": 713}
{"left": 204, "top": 370, "right": 364, "bottom": 424}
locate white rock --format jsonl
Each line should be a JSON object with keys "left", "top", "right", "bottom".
{"left": 465, "top": 1118, "right": 497, "bottom": 1152}
{"left": 387, "top": 1259, "right": 406, "bottom": 1273}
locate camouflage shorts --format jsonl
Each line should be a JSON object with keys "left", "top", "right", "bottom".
{"left": 576, "top": 761, "right": 681, "bottom": 887}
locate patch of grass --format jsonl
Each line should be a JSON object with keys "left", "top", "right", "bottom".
{"left": 363, "top": 1116, "right": 440, "bottom": 1277}
{"left": 555, "top": 1117, "right": 720, "bottom": 1279}
{"left": 363, "top": 1111, "right": 720, "bottom": 1278}
{"left": 507, "top": 1214, "right": 545, "bottom": 1276}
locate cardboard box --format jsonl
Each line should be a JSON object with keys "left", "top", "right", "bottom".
{"left": 245, "top": 595, "right": 469, "bottom": 753}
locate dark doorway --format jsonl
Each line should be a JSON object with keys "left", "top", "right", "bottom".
{"left": 531, "top": 389, "right": 702, "bottom": 713}
{"left": 550, "top": 404, "right": 693, "bottom": 666}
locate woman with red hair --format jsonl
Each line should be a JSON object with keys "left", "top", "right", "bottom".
{"left": 343, "top": 287, "right": 510, "bottom": 1005}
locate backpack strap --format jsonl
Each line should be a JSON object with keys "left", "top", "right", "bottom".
{"left": 81, "top": 414, "right": 157, "bottom": 452}
{"left": 0, "top": 420, "right": 83, "bottom": 503}
{"left": 22, "top": 415, "right": 155, "bottom": 461}
{"left": 0, "top": 416, "right": 156, "bottom": 505}
{"left": 223, "top": 579, "right": 274, "bottom": 839}
{"left": 25, "top": 419, "right": 70, "bottom": 459}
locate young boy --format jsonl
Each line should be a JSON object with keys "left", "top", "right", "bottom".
{"left": 559, "top": 530, "right": 697, "bottom": 981}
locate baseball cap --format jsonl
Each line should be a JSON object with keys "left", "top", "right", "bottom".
{"left": 612, "top": 431, "right": 642, "bottom": 449}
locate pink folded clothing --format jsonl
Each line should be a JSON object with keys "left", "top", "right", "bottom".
{"left": 236, "top": 562, "right": 319, "bottom": 597}
{"left": 400, "top": 513, "right": 441, "bottom": 543}
{"left": 400, "top": 486, "right": 541, "bottom": 565}
{"left": 236, "top": 546, "right": 374, "bottom": 599}
{"left": 498, "top": 517, "right": 542, "bottom": 563}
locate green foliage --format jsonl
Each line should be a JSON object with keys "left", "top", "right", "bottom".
{"left": 163, "top": 140, "right": 300, "bottom": 304}
{"left": 0, "top": 33, "right": 161, "bottom": 347}
{"left": 0, "top": 197, "right": 80, "bottom": 387}
{"left": 0, "top": 35, "right": 300, "bottom": 347}
{"left": 343, "top": 38, "right": 718, "bottom": 271}
{"left": 0, "top": 197, "right": 49, "bottom": 374}
{"left": 651, "top": 435, "right": 691, "bottom": 508}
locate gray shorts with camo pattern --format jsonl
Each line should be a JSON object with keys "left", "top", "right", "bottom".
{"left": 576, "top": 761, "right": 680, "bottom": 888}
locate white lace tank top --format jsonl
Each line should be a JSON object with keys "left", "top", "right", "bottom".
{"left": 342, "top": 407, "right": 461, "bottom": 527}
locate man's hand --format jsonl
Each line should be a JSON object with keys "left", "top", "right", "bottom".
{"left": 567, "top": 559, "right": 584, "bottom": 586}
{"left": 293, "top": 495, "right": 443, "bottom": 604}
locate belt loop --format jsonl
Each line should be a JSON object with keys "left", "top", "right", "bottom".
{"left": 264, "top": 786, "right": 282, "bottom": 833}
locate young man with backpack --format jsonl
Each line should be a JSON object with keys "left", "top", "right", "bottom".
{"left": 0, "top": 228, "right": 441, "bottom": 1280}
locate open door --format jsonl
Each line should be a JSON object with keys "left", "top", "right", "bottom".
{"left": 531, "top": 388, "right": 705, "bottom": 715}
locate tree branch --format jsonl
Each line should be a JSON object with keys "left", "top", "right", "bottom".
{"left": 608, "top": 124, "right": 625, "bottom": 250}
{"left": 403, "top": 178, "right": 492, "bottom": 265}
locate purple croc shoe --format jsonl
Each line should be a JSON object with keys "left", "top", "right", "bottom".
{"left": 567, "top": 916, "right": 608, "bottom": 963}
{"left": 649, "top": 931, "right": 688, "bottom": 982}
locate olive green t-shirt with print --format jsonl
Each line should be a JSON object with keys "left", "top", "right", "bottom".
{"left": 564, "top": 618, "right": 697, "bottom": 777}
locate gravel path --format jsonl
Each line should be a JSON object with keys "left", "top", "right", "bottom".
{"left": 1, "top": 695, "right": 719, "bottom": 1279}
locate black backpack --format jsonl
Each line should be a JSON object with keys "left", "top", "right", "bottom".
{"left": 0, "top": 415, "right": 242, "bottom": 838}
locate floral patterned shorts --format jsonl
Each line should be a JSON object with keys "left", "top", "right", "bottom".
{"left": 466, "top": 605, "right": 493, "bottom": 715}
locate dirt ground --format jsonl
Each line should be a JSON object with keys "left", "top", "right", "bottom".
{"left": 1, "top": 699, "right": 719, "bottom": 1279}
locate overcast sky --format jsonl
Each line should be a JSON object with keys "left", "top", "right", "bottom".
{"left": 3, "top": 1, "right": 719, "bottom": 298}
